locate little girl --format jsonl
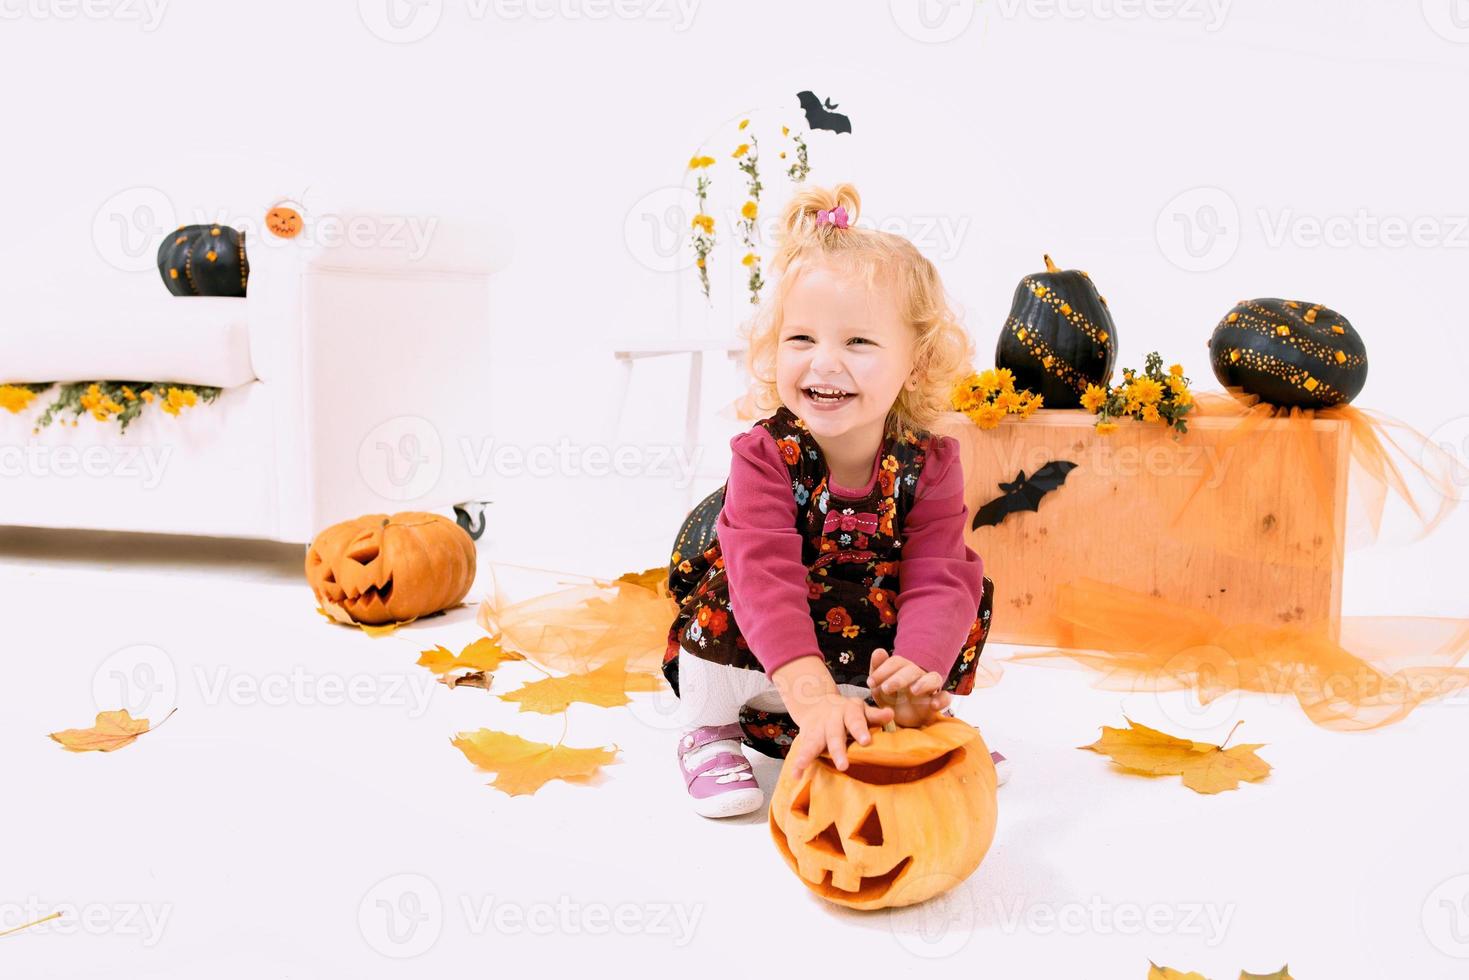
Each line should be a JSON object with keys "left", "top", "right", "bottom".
{"left": 663, "top": 182, "right": 1001, "bottom": 818}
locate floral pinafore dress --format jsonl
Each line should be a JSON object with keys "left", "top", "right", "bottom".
{"left": 663, "top": 405, "right": 993, "bottom": 758}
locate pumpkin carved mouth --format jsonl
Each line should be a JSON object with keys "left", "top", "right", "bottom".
{"left": 769, "top": 817, "right": 915, "bottom": 900}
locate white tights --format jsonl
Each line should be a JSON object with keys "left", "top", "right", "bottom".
{"left": 675, "top": 650, "right": 872, "bottom": 766}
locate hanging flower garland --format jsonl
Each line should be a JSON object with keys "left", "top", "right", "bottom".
{"left": 781, "top": 125, "right": 811, "bottom": 182}
{"left": 1082, "top": 352, "right": 1194, "bottom": 436}
{"left": 686, "top": 153, "right": 717, "bottom": 302}
{"left": 1, "top": 381, "right": 219, "bottom": 433}
{"left": 733, "top": 120, "right": 765, "bottom": 307}
{"left": 950, "top": 368, "right": 1043, "bottom": 429}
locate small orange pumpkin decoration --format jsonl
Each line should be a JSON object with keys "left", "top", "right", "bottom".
{"left": 265, "top": 205, "right": 303, "bottom": 239}
{"left": 768, "top": 716, "right": 997, "bottom": 910}
{"left": 305, "top": 512, "right": 476, "bottom": 625}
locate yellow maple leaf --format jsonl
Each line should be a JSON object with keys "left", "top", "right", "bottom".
{"left": 451, "top": 729, "right": 618, "bottom": 796}
{"left": 50, "top": 708, "right": 175, "bottom": 753}
{"left": 1240, "top": 969, "right": 1293, "bottom": 980}
{"left": 500, "top": 659, "right": 666, "bottom": 714}
{"left": 1148, "top": 966, "right": 1211, "bottom": 980}
{"left": 417, "top": 636, "right": 525, "bottom": 674}
{"left": 1082, "top": 718, "right": 1270, "bottom": 795}
{"left": 608, "top": 565, "right": 671, "bottom": 597}
{"left": 316, "top": 602, "right": 417, "bottom": 636}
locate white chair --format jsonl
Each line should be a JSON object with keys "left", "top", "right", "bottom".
{"left": 0, "top": 206, "right": 513, "bottom": 543}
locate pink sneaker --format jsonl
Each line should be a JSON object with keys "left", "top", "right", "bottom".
{"left": 677, "top": 723, "right": 764, "bottom": 818}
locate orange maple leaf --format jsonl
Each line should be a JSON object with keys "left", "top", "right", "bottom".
{"left": 499, "top": 659, "right": 665, "bottom": 714}
{"left": 451, "top": 729, "right": 619, "bottom": 796}
{"left": 417, "top": 636, "right": 525, "bottom": 674}
{"left": 49, "top": 708, "right": 176, "bottom": 753}
{"left": 1082, "top": 718, "right": 1270, "bottom": 795}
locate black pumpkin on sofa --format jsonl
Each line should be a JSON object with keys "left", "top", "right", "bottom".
{"left": 995, "top": 255, "right": 1117, "bottom": 409}
{"left": 156, "top": 223, "right": 249, "bottom": 297}
{"left": 1208, "top": 299, "right": 1367, "bottom": 409}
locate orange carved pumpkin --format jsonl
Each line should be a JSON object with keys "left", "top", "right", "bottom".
{"left": 768, "top": 716, "right": 997, "bottom": 910}
{"left": 305, "top": 512, "right": 476, "bottom": 625}
{"left": 266, "top": 205, "right": 303, "bottom": 239}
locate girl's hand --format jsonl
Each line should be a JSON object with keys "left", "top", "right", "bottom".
{"left": 867, "top": 648, "right": 952, "bottom": 728}
{"left": 785, "top": 692, "right": 894, "bottom": 782}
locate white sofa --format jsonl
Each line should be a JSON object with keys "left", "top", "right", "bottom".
{"left": 0, "top": 206, "right": 512, "bottom": 543}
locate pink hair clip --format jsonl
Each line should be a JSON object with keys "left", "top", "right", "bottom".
{"left": 816, "top": 205, "right": 849, "bottom": 229}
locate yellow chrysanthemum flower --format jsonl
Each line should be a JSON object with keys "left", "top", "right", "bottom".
{"left": 741, "top": 253, "right": 758, "bottom": 267}
{"left": 974, "top": 369, "right": 999, "bottom": 395}
{"left": 974, "top": 402, "right": 1006, "bottom": 430}
{"left": 1080, "top": 384, "right": 1107, "bottom": 413}
{"left": 1169, "top": 363, "right": 1185, "bottom": 377}
{"left": 691, "top": 213, "right": 715, "bottom": 234}
{"left": 1129, "top": 377, "right": 1164, "bottom": 405}
{"left": 741, "top": 200, "right": 757, "bottom": 220}
{"left": 687, "top": 155, "right": 715, "bottom": 170}
{"left": 782, "top": 125, "right": 790, "bottom": 136}
{"left": 994, "top": 367, "right": 1016, "bottom": 392}
{"left": 738, "top": 118, "right": 749, "bottom": 130}
{"left": 0, "top": 384, "right": 37, "bottom": 413}
{"left": 733, "top": 144, "right": 749, "bottom": 158}
{"left": 1141, "top": 404, "right": 1161, "bottom": 423}
{"left": 1019, "top": 393, "right": 1043, "bottom": 417}
{"left": 994, "top": 390, "right": 1018, "bottom": 413}
{"left": 1095, "top": 420, "right": 1118, "bottom": 435}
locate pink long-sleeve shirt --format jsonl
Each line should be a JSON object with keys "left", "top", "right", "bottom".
{"left": 714, "top": 425, "right": 985, "bottom": 678}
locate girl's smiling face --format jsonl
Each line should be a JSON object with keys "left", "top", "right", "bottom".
{"left": 776, "top": 259, "right": 917, "bottom": 446}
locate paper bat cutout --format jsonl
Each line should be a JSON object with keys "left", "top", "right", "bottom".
{"left": 796, "top": 90, "right": 852, "bottom": 134}
{"left": 972, "top": 460, "right": 1078, "bottom": 530}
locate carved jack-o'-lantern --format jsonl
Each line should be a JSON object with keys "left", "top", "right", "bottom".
{"left": 305, "top": 512, "right": 476, "bottom": 625}
{"left": 768, "top": 716, "right": 998, "bottom": 910}
{"left": 266, "top": 204, "right": 303, "bottom": 239}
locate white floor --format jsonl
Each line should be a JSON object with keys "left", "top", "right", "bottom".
{"left": 3, "top": 503, "right": 1468, "bottom": 979}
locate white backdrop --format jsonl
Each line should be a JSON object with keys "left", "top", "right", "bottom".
{"left": 1, "top": 1, "right": 1465, "bottom": 584}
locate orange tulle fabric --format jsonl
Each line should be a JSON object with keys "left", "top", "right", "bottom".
{"left": 1010, "top": 577, "right": 1469, "bottom": 731}
{"left": 475, "top": 561, "right": 676, "bottom": 675}
{"left": 1171, "top": 387, "right": 1462, "bottom": 566}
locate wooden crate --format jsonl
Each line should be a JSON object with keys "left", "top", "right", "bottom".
{"left": 932, "top": 409, "right": 1351, "bottom": 649}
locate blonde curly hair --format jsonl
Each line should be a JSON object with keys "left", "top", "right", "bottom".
{"left": 738, "top": 181, "right": 975, "bottom": 435}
